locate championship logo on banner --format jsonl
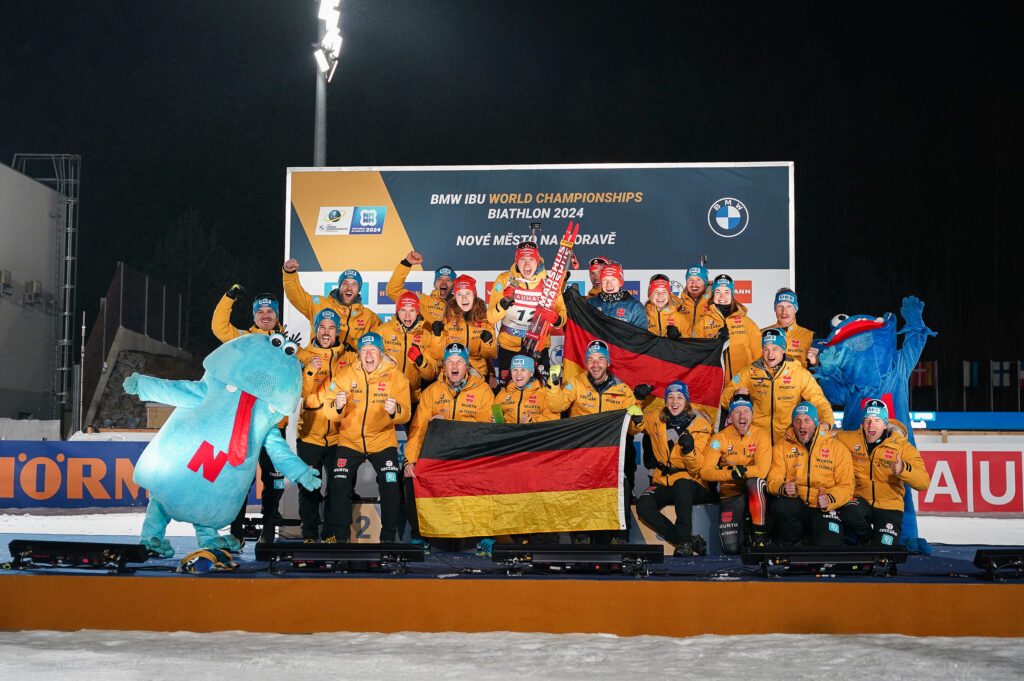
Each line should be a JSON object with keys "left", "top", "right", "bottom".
{"left": 561, "top": 288, "right": 728, "bottom": 421}
{"left": 413, "top": 410, "right": 629, "bottom": 537}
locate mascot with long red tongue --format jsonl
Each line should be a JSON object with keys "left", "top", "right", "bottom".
{"left": 811, "top": 295, "right": 935, "bottom": 554}
{"left": 123, "top": 332, "right": 322, "bottom": 557}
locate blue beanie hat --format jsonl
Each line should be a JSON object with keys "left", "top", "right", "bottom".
{"left": 863, "top": 398, "right": 890, "bottom": 425}
{"left": 665, "top": 380, "right": 690, "bottom": 402}
{"left": 774, "top": 290, "right": 799, "bottom": 311}
{"left": 686, "top": 265, "right": 709, "bottom": 284}
{"left": 357, "top": 331, "right": 384, "bottom": 354}
{"left": 510, "top": 354, "right": 536, "bottom": 373}
{"left": 443, "top": 342, "right": 470, "bottom": 365}
{"left": 585, "top": 340, "right": 611, "bottom": 364}
{"left": 761, "top": 327, "right": 788, "bottom": 350}
{"left": 435, "top": 265, "right": 456, "bottom": 282}
{"left": 712, "top": 274, "right": 734, "bottom": 292}
{"left": 728, "top": 395, "right": 753, "bottom": 414}
{"left": 313, "top": 308, "right": 339, "bottom": 332}
{"left": 339, "top": 269, "right": 363, "bottom": 290}
{"left": 252, "top": 294, "right": 279, "bottom": 320}
{"left": 792, "top": 401, "right": 819, "bottom": 427}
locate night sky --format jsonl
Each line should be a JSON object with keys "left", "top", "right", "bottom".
{"left": 2, "top": 2, "right": 1020, "bottom": 409}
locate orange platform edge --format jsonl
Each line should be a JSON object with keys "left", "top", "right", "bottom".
{"left": 2, "top": 575, "right": 1024, "bottom": 637}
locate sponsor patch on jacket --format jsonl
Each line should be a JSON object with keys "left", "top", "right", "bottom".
{"left": 747, "top": 443, "right": 756, "bottom": 452}
{"left": 313, "top": 296, "right": 321, "bottom": 304}
{"left": 721, "top": 511, "right": 733, "bottom": 522}
{"left": 792, "top": 339, "right": 801, "bottom": 347}
{"left": 377, "top": 382, "right": 387, "bottom": 392}
{"left": 732, "top": 317, "right": 742, "bottom": 323}
{"left": 337, "top": 458, "right": 347, "bottom": 467}
{"left": 616, "top": 308, "right": 626, "bottom": 317}
{"left": 351, "top": 382, "right": 358, "bottom": 390}
{"left": 465, "top": 394, "right": 475, "bottom": 404}
{"left": 528, "top": 395, "right": 537, "bottom": 404}
{"left": 710, "top": 440, "right": 721, "bottom": 450}
{"left": 732, "top": 374, "right": 740, "bottom": 384}
{"left": 820, "top": 448, "right": 830, "bottom": 458}
{"left": 782, "top": 375, "right": 792, "bottom": 385}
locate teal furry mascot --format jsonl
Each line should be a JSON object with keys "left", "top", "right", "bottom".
{"left": 812, "top": 296, "right": 935, "bottom": 554}
{"left": 124, "top": 332, "right": 321, "bottom": 556}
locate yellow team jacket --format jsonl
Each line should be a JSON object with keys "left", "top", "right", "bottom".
{"left": 700, "top": 424, "right": 772, "bottom": 498}
{"left": 546, "top": 371, "right": 636, "bottom": 417}
{"left": 635, "top": 400, "right": 714, "bottom": 488}
{"left": 767, "top": 426, "right": 854, "bottom": 511}
{"left": 693, "top": 301, "right": 762, "bottom": 378}
{"left": 835, "top": 421, "right": 930, "bottom": 511}
{"left": 377, "top": 317, "right": 439, "bottom": 403}
{"left": 486, "top": 265, "right": 567, "bottom": 353}
{"left": 385, "top": 260, "right": 449, "bottom": 327}
{"left": 321, "top": 358, "right": 411, "bottom": 453}
{"left": 282, "top": 270, "right": 381, "bottom": 350}
{"left": 495, "top": 379, "right": 560, "bottom": 424}
{"left": 677, "top": 291, "right": 709, "bottom": 338}
{"left": 720, "top": 358, "right": 835, "bottom": 446}
{"left": 760, "top": 321, "right": 814, "bottom": 368}
{"left": 297, "top": 344, "right": 355, "bottom": 447}
{"left": 405, "top": 372, "right": 494, "bottom": 464}
{"left": 645, "top": 299, "right": 690, "bottom": 338}
{"left": 426, "top": 315, "right": 498, "bottom": 380}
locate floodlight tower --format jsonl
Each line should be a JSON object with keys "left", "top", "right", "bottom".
{"left": 313, "top": 0, "right": 343, "bottom": 166}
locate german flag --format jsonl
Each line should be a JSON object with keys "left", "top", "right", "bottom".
{"left": 562, "top": 288, "right": 728, "bottom": 420}
{"left": 413, "top": 410, "right": 628, "bottom": 538}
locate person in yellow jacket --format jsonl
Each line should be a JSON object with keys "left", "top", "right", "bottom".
{"left": 767, "top": 402, "right": 854, "bottom": 546}
{"left": 760, "top": 288, "right": 814, "bottom": 367}
{"left": 645, "top": 275, "right": 689, "bottom": 338}
{"left": 282, "top": 258, "right": 381, "bottom": 351}
{"left": 211, "top": 286, "right": 288, "bottom": 544}
{"left": 545, "top": 340, "right": 637, "bottom": 417}
{"left": 378, "top": 291, "right": 439, "bottom": 405}
{"left": 546, "top": 340, "right": 640, "bottom": 544}
{"left": 426, "top": 275, "right": 498, "bottom": 386}
{"left": 384, "top": 250, "right": 455, "bottom": 327}
{"left": 494, "top": 354, "right": 559, "bottom": 424}
{"left": 212, "top": 285, "right": 283, "bottom": 341}
{"left": 404, "top": 343, "right": 494, "bottom": 549}
{"left": 836, "top": 399, "right": 931, "bottom": 547}
{"left": 635, "top": 381, "right": 715, "bottom": 556}
{"left": 319, "top": 332, "right": 411, "bottom": 543}
{"left": 693, "top": 274, "right": 761, "bottom": 378}
{"left": 585, "top": 256, "right": 611, "bottom": 298}
{"left": 487, "top": 241, "right": 567, "bottom": 383}
{"left": 293, "top": 308, "right": 356, "bottom": 540}
{"left": 720, "top": 327, "right": 835, "bottom": 446}
{"left": 678, "top": 265, "right": 710, "bottom": 338}
{"left": 700, "top": 396, "right": 772, "bottom": 553}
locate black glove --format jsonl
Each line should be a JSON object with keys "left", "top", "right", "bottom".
{"left": 500, "top": 285, "right": 515, "bottom": 309}
{"left": 407, "top": 345, "right": 425, "bottom": 367}
{"left": 731, "top": 465, "right": 747, "bottom": 480}
{"left": 666, "top": 326, "right": 681, "bottom": 340}
{"left": 431, "top": 321, "right": 445, "bottom": 337}
{"left": 633, "top": 383, "right": 653, "bottom": 400}
{"left": 480, "top": 330, "right": 493, "bottom": 344}
{"left": 226, "top": 284, "right": 245, "bottom": 300}
{"left": 717, "top": 325, "right": 730, "bottom": 340}
{"left": 677, "top": 432, "right": 695, "bottom": 455}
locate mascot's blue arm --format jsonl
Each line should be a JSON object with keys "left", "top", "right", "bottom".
{"left": 133, "top": 375, "right": 207, "bottom": 408}
{"left": 263, "top": 426, "right": 314, "bottom": 482}
{"left": 896, "top": 295, "right": 937, "bottom": 383}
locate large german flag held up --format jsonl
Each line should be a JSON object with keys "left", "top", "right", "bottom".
{"left": 562, "top": 287, "right": 728, "bottom": 421}
{"left": 413, "top": 410, "right": 629, "bottom": 538}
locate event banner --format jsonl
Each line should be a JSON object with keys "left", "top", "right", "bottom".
{"left": 283, "top": 163, "right": 794, "bottom": 342}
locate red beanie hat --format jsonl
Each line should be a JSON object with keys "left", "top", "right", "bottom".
{"left": 600, "top": 263, "right": 625, "bottom": 286}
{"left": 396, "top": 291, "right": 420, "bottom": 313}
{"left": 453, "top": 274, "right": 477, "bottom": 294}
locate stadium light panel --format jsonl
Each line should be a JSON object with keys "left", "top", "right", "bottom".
{"left": 313, "top": 48, "right": 331, "bottom": 74}
{"left": 322, "top": 8, "right": 340, "bottom": 30}
{"left": 318, "top": 0, "right": 340, "bottom": 21}
{"left": 322, "top": 29, "right": 343, "bottom": 58}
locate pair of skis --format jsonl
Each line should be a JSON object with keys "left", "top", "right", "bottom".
{"left": 521, "top": 221, "right": 580, "bottom": 358}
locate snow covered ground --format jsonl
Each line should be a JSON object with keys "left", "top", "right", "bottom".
{"left": 2, "top": 511, "right": 1022, "bottom": 544}
{"left": 0, "top": 630, "right": 1022, "bottom": 681}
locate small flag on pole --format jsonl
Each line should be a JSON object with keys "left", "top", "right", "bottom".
{"left": 911, "top": 360, "right": 936, "bottom": 387}
{"left": 963, "top": 361, "right": 979, "bottom": 387}
{"left": 992, "top": 361, "right": 1011, "bottom": 388}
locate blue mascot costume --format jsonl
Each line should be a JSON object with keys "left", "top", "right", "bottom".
{"left": 812, "top": 295, "right": 935, "bottom": 554}
{"left": 123, "top": 332, "right": 321, "bottom": 557}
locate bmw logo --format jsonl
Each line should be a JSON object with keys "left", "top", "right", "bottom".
{"left": 707, "top": 198, "right": 749, "bottom": 238}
